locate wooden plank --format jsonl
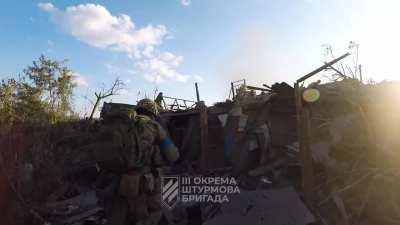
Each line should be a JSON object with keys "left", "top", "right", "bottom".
{"left": 195, "top": 83, "right": 200, "bottom": 102}
{"left": 246, "top": 85, "right": 270, "bottom": 92}
{"left": 293, "top": 53, "right": 350, "bottom": 207}
{"left": 294, "top": 83, "right": 314, "bottom": 207}
{"left": 230, "top": 82, "right": 235, "bottom": 99}
{"left": 198, "top": 101, "right": 209, "bottom": 173}
{"left": 297, "top": 52, "right": 350, "bottom": 83}
{"left": 302, "top": 106, "right": 315, "bottom": 205}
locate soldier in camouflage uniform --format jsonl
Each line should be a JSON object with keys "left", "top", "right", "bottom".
{"left": 117, "top": 98, "right": 179, "bottom": 225}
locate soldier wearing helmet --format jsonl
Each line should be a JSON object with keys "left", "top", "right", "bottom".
{"left": 118, "top": 98, "right": 179, "bottom": 225}
{"left": 136, "top": 98, "right": 160, "bottom": 118}
{"left": 135, "top": 98, "right": 179, "bottom": 162}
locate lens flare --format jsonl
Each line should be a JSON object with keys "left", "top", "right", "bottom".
{"left": 302, "top": 88, "right": 320, "bottom": 103}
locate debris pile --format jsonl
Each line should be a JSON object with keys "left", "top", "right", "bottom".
{"left": 203, "top": 187, "right": 315, "bottom": 225}
{"left": 304, "top": 79, "right": 400, "bottom": 225}
{"left": 0, "top": 81, "right": 309, "bottom": 225}
{"left": 5, "top": 53, "right": 400, "bottom": 225}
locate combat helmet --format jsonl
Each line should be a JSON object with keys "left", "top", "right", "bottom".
{"left": 136, "top": 98, "right": 159, "bottom": 116}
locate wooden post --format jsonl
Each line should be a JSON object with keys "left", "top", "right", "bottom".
{"left": 195, "top": 83, "right": 200, "bottom": 102}
{"left": 295, "top": 83, "right": 315, "bottom": 207}
{"left": 198, "top": 101, "right": 208, "bottom": 173}
{"left": 293, "top": 52, "right": 350, "bottom": 208}
{"left": 230, "top": 82, "right": 235, "bottom": 99}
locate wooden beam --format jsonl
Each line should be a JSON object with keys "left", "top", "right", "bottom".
{"left": 294, "top": 83, "right": 315, "bottom": 207}
{"left": 293, "top": 52, "right": 350, "bottom": 208}
{"left": 198, "top": 101, "right": 209, "bottom": 173}
{"left": 297, "top": 52, "right": 350, "bottom": 83}
{"left": 263, "top": 84, "right": 272, "bottom": 89}
{"left": 246, "top": 85, "right": 270, "bottom": 92}
{"left": 195, "top": 83, "right": 200, "bottom": 102}
{"left": 230, "top": 82, "right": 235, "bottom": 99}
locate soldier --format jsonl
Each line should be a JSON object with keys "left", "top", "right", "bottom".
{"left": 118, "top": 98, "right": 179, "bottom": 225}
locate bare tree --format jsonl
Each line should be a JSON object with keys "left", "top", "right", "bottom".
{"left": 322, "top": 41, "right": 362, "bottom": 82}
{"left": 88, "top": 77, "right": 124, "bottom": 120}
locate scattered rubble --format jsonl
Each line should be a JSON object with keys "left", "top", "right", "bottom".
{"left": 203, "top": 187, "right": 315, "bottom": 225}
{"left": 3, "top": 53, "right": 400, "bottom": 225}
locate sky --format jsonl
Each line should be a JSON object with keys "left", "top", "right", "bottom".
{"left": 1, "top": 0, "right": 400, "bottom": 115}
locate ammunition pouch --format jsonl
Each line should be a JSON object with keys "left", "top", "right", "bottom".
{"left": 119, "top": 172, "right": 141, "bottom": 199}
{"left": 119, "top": 170, "right": 157, "bottom": 198}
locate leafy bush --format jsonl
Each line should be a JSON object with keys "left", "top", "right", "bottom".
{"left": 0, "top": 55, "right": 77, "bottom": 125}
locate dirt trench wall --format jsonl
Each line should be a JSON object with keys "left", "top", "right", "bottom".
{"left": 0, "top": 125, "right": 27, "bottom": 225}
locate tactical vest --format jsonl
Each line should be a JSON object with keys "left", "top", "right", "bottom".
{"left": 94, "top": 106, "right": 157, "bottom": 174}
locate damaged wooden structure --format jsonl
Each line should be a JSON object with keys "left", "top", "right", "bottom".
{"left": 160, "top": 80, "right": 297, "bottom": 175}
{"left": 5, "top": 50, "right": 400, "bottom": 225}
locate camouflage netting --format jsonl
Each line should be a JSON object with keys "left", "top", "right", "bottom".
{"left": 306, "top": 79, "right": 400, "bottom": 225}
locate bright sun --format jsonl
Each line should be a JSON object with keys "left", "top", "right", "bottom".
{"left": 350, "top": 0, "right": 400, "bottom": 82}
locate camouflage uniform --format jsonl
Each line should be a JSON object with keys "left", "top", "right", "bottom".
{"left": 117, "top": 99, "right": 179, "bottom": 225}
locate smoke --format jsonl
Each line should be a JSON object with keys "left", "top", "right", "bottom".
{"left": 217, "top": 27, "right": 285, "bottom": 88}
